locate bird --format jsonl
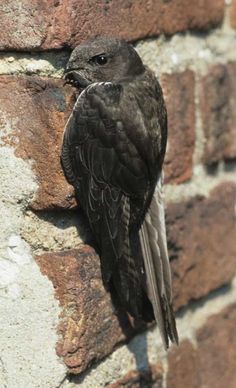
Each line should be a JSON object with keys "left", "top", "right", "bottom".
{"left": 61, "top": 36, "right": 178, "bottom": 349}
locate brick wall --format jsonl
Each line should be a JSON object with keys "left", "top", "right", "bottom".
{"left": 0, "top": 1, "right": 236, "bottom": 387}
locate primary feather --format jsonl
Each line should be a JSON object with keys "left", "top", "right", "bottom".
{"left": 139, "top": 176, "right": 178, "bottom": 348}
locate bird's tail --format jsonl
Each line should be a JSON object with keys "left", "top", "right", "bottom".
{"left": 111, "top": 197, "right": 145, "bottom": 319}
{"left": 139, "top": 176, "right": 178, "bottom": 349}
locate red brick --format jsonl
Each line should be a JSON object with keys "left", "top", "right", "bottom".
{"left": 0, "top": 75, "right": 76, "bottom": 210}
{"left": 35, "top": 183, "right": 236, "bottom": 373}
{"left": 167, "top": 341, "right": 199, "bottom": 388}
{"left": 161, "top": 71, "right": 195, "bottom": 184}
{"left": 200, "top": 63, "right": 236, "bottom": 165}
{"left": 167, "top": 304, "right": 236, "bottom": 388}
{"left": 35, "top": 246, "right": 145, "bottom": 374}
{"left": 196, "top": 303, "right": 236, "bottom": 388}
{"left": 230, "top": 0, "right": 236, "bottom": 28}
{"left": 108, "top": 363, "right": 163, "bottom": 388}
{"left": 0, "top": 1, "right": 224, "bottom": 50}
{"left": 0, "top": 72, "right": 195, "bottom": 210}
{"left": 167, "top": 182, "right": 236, "bottom": 310}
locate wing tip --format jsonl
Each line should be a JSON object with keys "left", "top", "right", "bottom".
{"left": 159, "top": 297, "right": 179, "bottom": 350}
{"left": 160, "top": 323, "right": 179, "bottom": 351}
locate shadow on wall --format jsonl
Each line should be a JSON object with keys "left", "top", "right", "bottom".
{"left": 34, "top": 205, "right": 151, "bottom": 384}
{"left": 33, "top": 206, "right": 93, "bottom": 246}
{"left": 67, "top": 331, "right": 150, "bottom": 386}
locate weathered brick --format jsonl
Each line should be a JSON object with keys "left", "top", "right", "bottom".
{"left": 167, "top": 341, "right": 199, "bottom": 388}
{"left": 0, "top": 73, "right": 195, "bottom": 211}
{"left": 108, "top": 363, "right": 163, "bottom": 388}
{"left": 0, "top": 75, "right": 76, "bottom": 210}
{"left": 167, "top": 304, "right": 236, "bottom": 388}
{"left": 0, "top": 1, "right": 224, "bottom": 51}
{"left": 167, "top": 182, "right": 236, "bottom": 310}
{"left": 230, "top": 0, "right": 236, "bottom": 29}
{"left": 35, "top": 183, "right": 236, "bottom": 373}
{"left": 195, "top": 303, "right": 236, "bottom": 388}
{"left": 161, "top": 71, "right": 195, "bottom": 184}
{"left": 35, "top": 246, "right": 144, "bottom": 374}
{"left": 200, "top": 63, "right": 236, "bottom": 165}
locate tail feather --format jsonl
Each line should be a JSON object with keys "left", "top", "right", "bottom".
{"left": 110, "top": 196, "right": 143, "bottom": 317}
{"left": 139, "top": 175, "right": 178, "bottom": 349}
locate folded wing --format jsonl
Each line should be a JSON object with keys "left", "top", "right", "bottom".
{"left": 139, "top": 175, "right": 178, "bottom": 348}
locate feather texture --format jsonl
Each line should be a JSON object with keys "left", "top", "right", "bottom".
{"left": 139, "top": 175, "right": 178, "bottom": 348}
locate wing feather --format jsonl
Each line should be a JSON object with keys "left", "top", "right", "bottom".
{"left": 61, "top": 82, "right": 148, "bottom": 310}
{"left": 139, "top": 175, "right": 178, "bottom": 348}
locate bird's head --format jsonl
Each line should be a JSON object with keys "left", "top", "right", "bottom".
{"left": 64, "top": 36, "right": 145, "bottom": 89}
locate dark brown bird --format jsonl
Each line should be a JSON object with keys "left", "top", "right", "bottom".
{"left": 61, "top": 37, "right": 178, "bottom": 349}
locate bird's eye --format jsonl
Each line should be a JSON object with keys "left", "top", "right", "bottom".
{"left": 90, "top": 54, "right": 108, "bottom": 66}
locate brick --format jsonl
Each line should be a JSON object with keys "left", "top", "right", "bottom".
{"left": 0, "top": 1, "right": 224, "bottom": 51}
{"left": 35, "top": 246, "right": 144, "bottom": 374}
{"left": 230, "top": 0, "right": 236, "bottom": 28}
{"left": 0, "top": 72, "right": 195, "bottom": 210}
{"left": 161, "top": 71, "right": 195, "bottom": 184}
{"left": 166, "top": 182, "right": 236, "bottom": 310}
{"left": 195, "top": 303, "right": 236, "bottom": 388}
{"left": 167, "top": 304, "right": 236, "bottom": 388}
{"left": 200, "top": 63, "right": 236, "bottom": 165}
{"left": 0, "top": 75, "right": 76, "bottom": 210}
{"left": 108, "top": 363, "right": 163, "bottom": 388}
{"left": 35, "top": 183, "right": 236, "bottom": 373}
{"left": 167, "top": 341, "right": 199, "bottom": 388}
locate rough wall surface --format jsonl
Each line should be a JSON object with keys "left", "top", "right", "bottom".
{"left": 0, "top": 0, "right": 236, "bottom": 387}
{"left": 0, "top": 0, "right": 224, "bottom": 50}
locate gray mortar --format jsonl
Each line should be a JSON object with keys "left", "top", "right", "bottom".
{"left": 136, "top": 16, "right": 236, "bottom": 77}
{"left": 0, "top": 25, "right": 236, "bottom": 78}
{"left": 164, "top": 162, "right": 236, "bottom": 202}
{"left": 21, "top": 209, "right": 90, "bottom": 254}
{"left": 0, "top": 145, "right": 67, "bottom": 386}
{"left": 192, "top": 71, "right": 206, "bottom": 166}
{"left": 20, "top": 163, "right": 236, "bottom": 254}
{"left": 0, "top": 51, "right": 69, "bottom": 78}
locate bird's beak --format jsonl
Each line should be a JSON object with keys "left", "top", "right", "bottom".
{"left": 63, "top": 68, "right": 90, "bottom": 89}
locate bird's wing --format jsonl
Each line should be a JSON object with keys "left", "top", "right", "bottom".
{"left": 61, "top": 82, "right": 152, "bottom": 314}
{"left": 139, "top": 174, "right": 178, "bottom": 348}
{"left": 61, "top": 82, "right": 151, "bottom": 194}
